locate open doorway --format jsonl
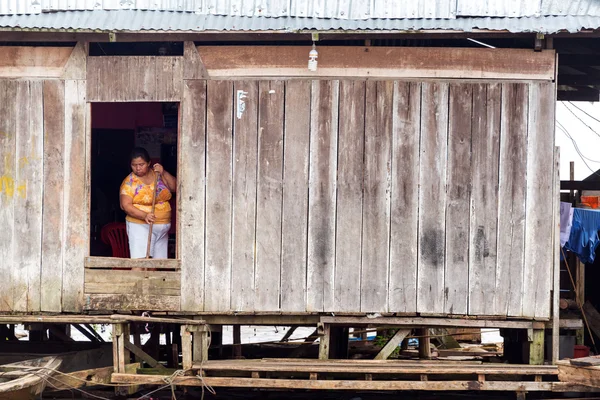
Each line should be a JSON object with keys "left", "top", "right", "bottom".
{"left": 90, "top": 102, "right": 178, "bottom": 259}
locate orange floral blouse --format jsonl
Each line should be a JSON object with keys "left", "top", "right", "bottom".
{"left": 120, "top": 172, "right": 172, "bottom": 224}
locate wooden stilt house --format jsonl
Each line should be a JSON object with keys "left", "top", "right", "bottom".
{"left": 0, "top": 1, "right": 597, "bottom": 380}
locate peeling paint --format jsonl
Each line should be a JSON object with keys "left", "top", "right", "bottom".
{"left": 1, "top": 176, "right": 14, "bottom": 197}
{"left": 16, "top": 183, "right": 26, "bottom": 198}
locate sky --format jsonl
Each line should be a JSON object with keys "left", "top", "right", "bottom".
{"left": 555, "top": 101, "right": 600, "bottom": 181}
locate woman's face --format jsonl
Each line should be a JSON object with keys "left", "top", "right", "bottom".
{"left": 131, "top": 157, "right": 150, "bottom": 177}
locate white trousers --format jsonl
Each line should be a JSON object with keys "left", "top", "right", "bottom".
{"left": 126, "top": 221, "right": 171, "bottom": 259}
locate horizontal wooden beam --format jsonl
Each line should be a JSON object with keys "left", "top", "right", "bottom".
{"left": 320, "top": 316, "right": 546, "bottom": 329}
{"left": 84, "top": 269, "right": 181, "bottom": 296}
{"left": 84, "top": 294, "right": 181, "bottom": 311}
{"left": 198, "top": 46, "right": 556, "bottom": 80}
{"left": 561, "top": 180, "right": 600, "bottom": 190}
{"left": 0, "top": 314, "right": 203, "bottom": 325}
{"left": 111, "top": 373, "right": 555, "bottom": 391}
{"left": 0, "top": 46, "right": 73, "bottom": 78}
{"left": 85, "top": 256, "right": 181, "bottom": 270}
{"left": 194, "top": 360, "right": 558, "bottom": 375}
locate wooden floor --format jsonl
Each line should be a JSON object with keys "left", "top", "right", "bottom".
{"left": 111, "top": 359, "right": 597, "bottom": 392}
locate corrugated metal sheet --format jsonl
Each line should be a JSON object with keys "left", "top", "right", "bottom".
{"left": 0, "top": 0, "right": 600, "bottom": 33}
{"left": 0, "top": 0, "right": 456, "bottom": 19}
{"left": 0, "top": 9, "right": 597, "bottom": 34}
{"left": 456, "top": 0, "right": 542, "bottom": 18}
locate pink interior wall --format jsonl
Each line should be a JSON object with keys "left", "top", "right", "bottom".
{"left": 92, "top": 102, "right": 164, "bottom": 130}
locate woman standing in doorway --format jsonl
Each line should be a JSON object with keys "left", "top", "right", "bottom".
{"left": 119, "top": 147, "right": 176, "bottom": 259}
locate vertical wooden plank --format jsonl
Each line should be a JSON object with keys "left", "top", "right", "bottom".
{"left": 183, "top": 42, "right": 208, "bottom": 80}
{"left": 496, "top": 83, "right": 528, "bottom": 317}
{"left": 307, "top": 80, "right": 339, "bottom": 312}
{"left": 255, "top": 80, "right": 285, "bottom": 311}
{"left": 281, "top": 80, "right": 311, "bottom": 312}
{"left": 524, "top": 82, "right": 555, "bottom": 319}
{"left": 469, "top": 84, "right": 501, "bottom": 316}
{"left": 205, "top": 80, "right": 233, "bottom": 312}
{"left": 62, "top": 79, "right": 88, "bottom": 312}
{"left": 444, "top": 83, "right": 473, "bottom": 315}
{"left": 155, "top": 57, "right": 182, "bottom": 101}
{"left": 231, "top": 80, "right": 258, "bottom": 311}
{"left": 361, "top": 80, "right": 393, "bottom": 313}
{"left": 12, "top": 81, "right": 31, "bottom": 312}
{"left": 179, "top": 80, "right": 206, "bottom": 312}
{"left": 13, "top": 81, "right": 44, "bottom": 312}
{"left": 85, "top": 57, "right": 98, "bottom": 101}
{"left": 389, "top": 81, "right": 421, "bottom": 313}
{"left": 41, "top": 80, "right": 65, "bottom": 312}
{"left": 0, "top": 80, "right": 17, "bottom": 312}
{"left": 334, "top": 80, "right": 365, "bottom": 312}
{"left": 417, "top": 82, "right": 448, "bottom": 315}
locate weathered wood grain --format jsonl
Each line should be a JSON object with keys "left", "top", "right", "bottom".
{"left": 389, "top": 81, "right": 421, "bottom": 313}
{"left": 0, "top": 80, "right": 17, "bottom": 312}
{"left": 255, "top": 80, "right": 285, "bottom": 311}
{"left": 0, "top": 46, "right": 72, "bottom": 78}
{"left": 231, "top": 80, "right": 258, "bottom": 312}
{"left": 417, "top": 82, "right": 449, "bottom": 315}
{"left": 467, "top": 84, "right": 501, "bottom": 315}
{"left": 13, "top": 81, "right": 44, "bottom": 312}
{"left": 86, "top": 56, "right": 182, "bottom": 101}
{"left": 445, "top": 83, "right": 473, "bottom": 316}
{"left": 41, "top": 80, "right": 65, "bottom": 312}
{"left": 205, "top": 80, "right": 233, "bottom": 312}
{"left": 63, "top": 42, "right": 87, "bottom": 80}
{"left": 84, "top": 256, "right": 181, "bottom": 270}
{"left": 307, "top": 80, "right": 339, "bottom": 312}
{"left": 12, "top": 81, "right": 32, "bottom": 312}
{"left": 523, "top": 82, "right": 555, "bottom": 319}
{"left": 183, "top": 41, "right": 207, "bottom": 80}
{"left": 179, "top": 80, "right": 206, "bottom": 312}
{"left": 361, "top": 80, "right": 393, "bottom": 313}
{"left": 469, "top": 84, "right": 501, "bottom": 316}
{"left": 156, "top": 56, "right": 183, "bottom": 101}
{"left": 280, "top": 80, "right": 311, "bottom": 312}
{"left": 334, "top": 80, "right": 365, "bottom": 312}
{"left": 496, "top": 83, "right": 528, "bottom": 317}
{"left": 198, "top": 46, "right": 556, "bottom": 81}
{"left": 85, "top": 294, "right": 180, "bottom": 311}
{"left": 62, "top": 79, "right": 88, "bottom": 312}
{"left": 84, "top": 269, "right": 181, "bottom": 296}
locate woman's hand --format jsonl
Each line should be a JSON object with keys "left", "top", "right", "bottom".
{"left": 153, "top": 163, "right": 164, "bottom": 175}
{"left": 145, "top": 212, "right": 156, "bottom": 224}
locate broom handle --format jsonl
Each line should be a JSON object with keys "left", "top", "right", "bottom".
{"left": 145, "top": 171, "right": 160, "bottom": 259}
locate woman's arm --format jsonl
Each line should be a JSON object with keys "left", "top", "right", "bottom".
{"left": 154, "top": 164, "right": 177, "bottom": 192}
{"left": 120, "top": 194, "right": 155, "bottom": 224}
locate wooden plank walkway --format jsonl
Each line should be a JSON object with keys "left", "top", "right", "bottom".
{"left": 111, "top": 358, "right": 600, "bottom": 392}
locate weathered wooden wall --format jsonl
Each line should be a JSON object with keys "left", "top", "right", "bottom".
{"left": 0, "top": 44, "right": 555, "bottom": 318}
{"left": 179, "top": 79, "right": 556, "bottom": 318}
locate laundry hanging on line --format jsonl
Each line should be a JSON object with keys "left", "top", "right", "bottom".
{"left": 564, "top": 207, "right": 600, "bottom": 264}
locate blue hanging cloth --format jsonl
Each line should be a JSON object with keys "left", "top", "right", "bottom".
{"left": 564, "top": 208, "right": 600, "bottom": 264}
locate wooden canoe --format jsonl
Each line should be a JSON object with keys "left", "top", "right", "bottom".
{"left": 0, "top": 356, "right": 62, "bottom": 399}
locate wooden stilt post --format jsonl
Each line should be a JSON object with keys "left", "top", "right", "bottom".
{"left": 233, "top": 325, "right": 242, "bottom": 359}
{"left": 112, "top": 323, "right": 127, "bottom": 373}
{"left": 181, "top": 325, "right": 193, "bottom": 370}
{"left": 418, "top": 328, "right": 431, "bottom": 359}
{"left": 528, "top": 328, "right": 545, "bottom": 365}
{"left": 318, "top": 323, "right": 330, "bottom": 360}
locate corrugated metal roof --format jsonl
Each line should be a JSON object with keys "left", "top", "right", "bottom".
{"left": 0, "top": 0, "right": 457, "bottom": 19}
{"left": 0, "top": 10, "right": 597, "bottom": 34}
{"left": 0, "top": 0, "right": 600, "bottom": 33}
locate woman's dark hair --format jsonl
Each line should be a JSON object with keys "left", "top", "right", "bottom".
{"left": 130, "top": 147, "right": 151, "bottom": 163}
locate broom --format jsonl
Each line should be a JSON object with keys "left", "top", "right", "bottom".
{"left": 145, "top": 171, "right": 160, "bottom": 259}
